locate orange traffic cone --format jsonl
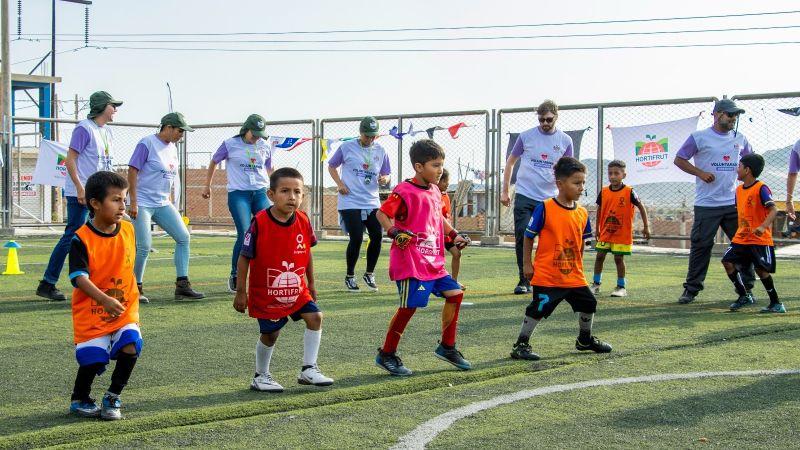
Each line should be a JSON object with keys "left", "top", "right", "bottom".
{"left": 2, "top": 241, "right": 24, "bottom": 275}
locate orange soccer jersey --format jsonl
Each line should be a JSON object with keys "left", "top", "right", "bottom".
{"left": 70, "top": 221, "right": 139, "bottom": 344}
{"left": 526, "top": 198, "right": 592, "bottom": 288}
{"left": 441, "top": 192, "right": 452, "bottom": 220}
{"left": 596, "top": 184, "right": 639, "bottom": 245}
{"left": 732, "top": 180, "right": 775, "bottom": 246}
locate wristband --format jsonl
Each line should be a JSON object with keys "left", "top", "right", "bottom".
{"left": 448, "top": 229, "right": 459, "bottom": 241}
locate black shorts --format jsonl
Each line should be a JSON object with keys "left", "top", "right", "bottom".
{"left": 721, "top": 243, "right": 776, "bottom": 273}
{"left": 445, "top": 241, "right": 455, "bottom": 251}
{"left": 526, "top": 285, "right": 597, "bottom": 320}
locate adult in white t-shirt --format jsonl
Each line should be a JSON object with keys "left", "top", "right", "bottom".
{"left": 500, "top": 100, "right": 574, "bottom": 295}
{"left": 674, "top": 98, "right": 755, "bottom": 305}
{"left": 128, "top": 112, "right": 204, "bottom": 303}
{"left": 327, "top": 116, "right": 391, "bottom": 292}
{"left": 203, "top": 114, "right": 274, "bottom": 293}
{"left": 36, "top": 91, "right": 122, "bottom": 302}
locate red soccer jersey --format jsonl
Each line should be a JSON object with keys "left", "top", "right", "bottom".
{"left": 241, "top": 208, "right": 316, "bottom": 320}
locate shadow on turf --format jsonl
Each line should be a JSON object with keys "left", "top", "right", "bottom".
{"left": 608, "top": 374, "right": 800, "bottom": 429}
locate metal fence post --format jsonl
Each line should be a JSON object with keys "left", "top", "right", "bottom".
{"left": 180, "top": 132, "right": 187, "bottom": 215}
{"left": 596, "top": 106, "right": 604, "bottom": 197}
{"left": 397, "top": 116, "right": 403, "bottom": 183}
{"left": 484, "top": 110, "right": 493, "bottom": 238}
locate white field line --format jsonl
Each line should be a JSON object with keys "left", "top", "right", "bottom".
{"left": 392, "top": 369, "right": 800, "bottom": 450}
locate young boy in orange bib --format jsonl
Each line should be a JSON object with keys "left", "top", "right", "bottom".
{"left": 509, "top": 157, "right": 612, "bottom": 361}
{"left": 68, "top": 171, "right": 141, "bottom": 420}
{"left": 591, "top": 160, "right": 650, "bottom": 297}
{"left": 722, "top": 153, "right": 786, "bottom": 313}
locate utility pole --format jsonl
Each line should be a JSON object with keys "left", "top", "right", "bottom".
{"left": 2, "top": 0, "right": 13, "bottom": 231}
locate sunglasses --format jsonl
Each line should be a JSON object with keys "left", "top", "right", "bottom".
{"left": 538, "top": 117, "right": 555, "bottom": 124}
{"left": 723, "top": 112, "right": 740, "bottom": 118}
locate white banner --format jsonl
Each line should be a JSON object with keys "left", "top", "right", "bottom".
{"left": 610, "top": 116, "right": 699, "bottom": 185}
{"left": 32, "top": 140, "right": 69, "bottom": 188}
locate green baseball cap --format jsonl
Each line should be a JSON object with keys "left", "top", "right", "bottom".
{"left": 359, "top": 116, "right": 379, "bottom": 136}
{"left": 87, "top": 91, "right": 123, "bottom": 119}
{"left": 239, "top": 114, "right": 268, "bottom": 138}
{"left": 160, "top": 112, "right": 194, "bottom": 132}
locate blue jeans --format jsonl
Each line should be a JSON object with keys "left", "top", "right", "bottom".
{"left": 43, "top": 196, "right": 88, "bottom": 284}
{"left": 228, "top": 189, "right": 269, "bottom": 276}
{"left": 132, "top": 204, "right": 191, "bottom": 283}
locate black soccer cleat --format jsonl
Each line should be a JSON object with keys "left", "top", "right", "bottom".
{"left": 375, "top": 349, "right": 412, "bottom": 376}
{"left": 434, "top": 343, "right": 472, "bottom": 370}
{"left": 36, "top": 280, "right": 66, "bottom": 301}
{"left": 575, "top": 336, "right": 613, "bottom": 353}
{"left": 510, "top": 342, "right": 541, "bottom": 361}
{"left": 678, "top": 289, "right": 696, "bottom": 304}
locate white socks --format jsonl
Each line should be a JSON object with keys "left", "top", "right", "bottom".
{"left": 255, "top": 339, "right": 274, "bottom": 375}
{"left": 303, "top": 329, "right": 322, "bottom": 367}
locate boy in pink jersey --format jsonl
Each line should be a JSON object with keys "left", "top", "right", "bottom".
{"left": 375, "top": 139, "right": 472, "bottom": 376}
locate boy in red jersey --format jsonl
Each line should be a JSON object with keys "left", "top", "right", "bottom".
{"left": 234, "top": 168, "right": 333, "bottom": 392}
{"left": 68, "top": 171, "right": 141, "bottom": 420}
{"left": 510, "top": 157, "right": 612, "bottom": 361}
{"left": 722, "top": 153, "right": 785, "bottom": 313}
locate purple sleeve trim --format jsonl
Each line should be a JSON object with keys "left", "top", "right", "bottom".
{"left": 328, "top": 147, "right": 344, "bottom": 168}
{"left": 790, "top": 143, "right": 800, "bottom": 174}
{"left": 509, "top": 135, "right": 524, "bottom": 158}
{"left": 69, "top": 127, "right": 91, "bottom": 154}
{"left": 563, "top": 141, "right": 574, "bottom": 157}
{"left": 379, "top": 153, "right": 391, "bottom": 176}
{"left": 675, "top": 135, "right": 698, "bottom": 160}
{"left": 211, "top": 142, "right": 228, "bottom": 164}
{"left": 128, "top": 143, "right": 149, "bottom": 170}
{"left": 239, "top": 219, "right": 257, "bottom": 259}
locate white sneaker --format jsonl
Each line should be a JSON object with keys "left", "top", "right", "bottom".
{"left": 298, "top": 365, "right": 334, "bottom": 386}
{"left": 610, "top": 286, "right": 627, "bottom": 297}
{"left": 250, "top": 372, "right": 284, "bottom": 392}
{"left": 590, "top": 283, "right": 601, "bottom": 295}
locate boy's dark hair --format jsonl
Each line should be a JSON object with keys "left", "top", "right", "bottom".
{"left": 608, "top": 160, "right": 626, "bottom": 170}
{"left": 440, "top": 168, "right": 450, "bottom": 182}
{"left": 85, "top": 171, "right": 128, "bottom": 218}
{"left": 740, "top": 153, "right": 765, "bottom": 178}
{"left": 410, "top": 139, "right": 445, "bottom": 166}
{"left": 537, "top": 99, "right": 558, "bottom": 116}
{"left": 553, "top": 156, "right": 586, "bottom": 180}
{"left": 269, "top": 167, "right": 304, "bottom": 191}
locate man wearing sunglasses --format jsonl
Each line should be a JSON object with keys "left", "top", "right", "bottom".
{"left": 501, "top": 100, "right": 574, "bottom": 295}
{"left": 674, "top": 98, "right": 756, "bottom": 305}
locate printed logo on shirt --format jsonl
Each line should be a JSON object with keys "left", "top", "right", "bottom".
{"left": 295, "top": 233, "right": 307, "bottom": 253}
{"left": 635, "top": 134, "right": 669, "bottom": 168}
{"left": 415, "top": 230, "right": 441, "bottom": 264}
{"left": 267, "top": 261, "right": 305, "bottom": 304}
{"left": 161, "top": 161, "right": 178, "bottom": 179}
{"left": 94, "top": 278, "right": 128, "bottom": 323}
{"left": 711, "top": 153, "right": 737, "bottom": 171}
{"left": 553, "top": 239, "right": 578, "bottom": 274}
{"left": 604, "top": 214, "right": 622, "bottom": 235}
{"left": 553, "top": 145, "right": 561, "bottom": 153}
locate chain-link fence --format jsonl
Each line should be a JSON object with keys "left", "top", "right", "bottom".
{"left": 185, "top": 120, "right": 316, "bottom": 228}
{"left": 9, "top": 116, "right": 158, "bottom": 226}
{"left": 5, "top": 91, "right": 799, "bottom": 243}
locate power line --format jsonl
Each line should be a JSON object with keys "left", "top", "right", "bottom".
{"left": 79, "top": 40, "right": 800, "bottom": 53}
{"left": 12, "top": 9, "right": 800, "bottom": 37}
{"left": 15, "top": 24, "right": 800, "bottom": 45}
{"left": 10, "top": 46, "right": 87, "bottom": 66}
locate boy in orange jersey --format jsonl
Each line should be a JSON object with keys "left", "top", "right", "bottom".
{"left": 437, "top": 169, "right": 463, "bottom": 282}
{"left": 722, "top": 154, "right": 786, "bottom": 313}
{"left": 509, "top": 157, "right": 612, "bottom": 361}
{"left": 591, "top": 160, "right": 650, "bottom": 297}
{"left": 67, "top": 171, "right": 141, "bottom": 420}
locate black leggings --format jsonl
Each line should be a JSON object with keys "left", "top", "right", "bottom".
{"left": 340, "top": 209, "right": 383, "bottom": 276}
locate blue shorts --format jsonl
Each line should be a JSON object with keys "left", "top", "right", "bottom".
{"left": 75, "top": 323, "right": 143, "bottom": 374}
{"left": 396, "top": 275, "right": 462, "bottom": 308}
{"left": 257, "top": 301, "right": 321, "bottom": 334}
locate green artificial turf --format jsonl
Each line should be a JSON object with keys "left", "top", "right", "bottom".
{"left": 0, "top": 237, "right": 798, "bottom": 448}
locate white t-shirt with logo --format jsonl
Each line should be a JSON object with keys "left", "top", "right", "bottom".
{"left": 676, "top": 127, "right": 752, "bottom": 207}
{"left": 511, "top": 127, "right": 574, "bottom": 201}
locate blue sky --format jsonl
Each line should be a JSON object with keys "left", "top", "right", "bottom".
{"left": 7, "top": 0, "right": 800, "bottom": 123}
